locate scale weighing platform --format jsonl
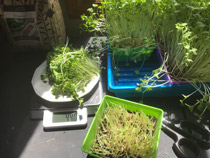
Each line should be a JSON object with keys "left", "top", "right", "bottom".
{"left": 30, "top": 78, "right": 104, "bottom": 130}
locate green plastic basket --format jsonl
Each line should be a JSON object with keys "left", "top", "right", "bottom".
{"left": 81, "top": 95, "right": 164, "bottom": 158}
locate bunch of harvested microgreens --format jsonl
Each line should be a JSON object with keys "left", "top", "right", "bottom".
{"left": 91, "top": 104, "right": 157, "bottom": 158}
{"left": 41, "top": 44, "right": 100, "bottom": 104}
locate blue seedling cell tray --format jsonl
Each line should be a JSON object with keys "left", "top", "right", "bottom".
{"left": 107, "top": 48, "right": 171, "bottom": 97}
{"left": 107, "top": 48, "right": 209, "bottom": 98}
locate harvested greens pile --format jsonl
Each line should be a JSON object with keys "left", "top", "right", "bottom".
{"left": 42, "top": 45, "right": 100, "bottom": 104}
{"left": 91, "top": 104, "right": 157, "bottom": 158}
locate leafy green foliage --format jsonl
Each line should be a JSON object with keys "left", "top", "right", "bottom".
{"left": 156, "top": 1, "right": 210, "bottom": 81}
{"left": 42, "top": 45, "right": 100, "bottom": 104}
{"left": 81, "top": 0, "right": 210, "bottom": 117}
{"left": 91, "top": 102, "right": 157, "bottom": 157}
{"left": 81, "top": 3, "right": 105, "bottom": 33}
{"left": 175, "top": 23, "right": 197, "bottom": 67}
{"left": 105, "top": 1, "right": 156, "bottom": 50}
{"left": 152, "top": 1, "right": 210, "bottom": 118}
{"left": 180, "top": 82, "right": 210, "bottom": 119}
{"left": 81, "top": 0, "right": 157, "bottom": 58}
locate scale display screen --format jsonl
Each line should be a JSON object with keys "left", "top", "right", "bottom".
{"left": 43, "top": 108, "right": 87, "bottom": 130}
{"left": 52, "top": 111, "right": 77, "bottom": 123}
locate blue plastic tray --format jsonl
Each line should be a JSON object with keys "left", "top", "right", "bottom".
{"left": 107, "top": 48, "right": 208, "bottom": 98}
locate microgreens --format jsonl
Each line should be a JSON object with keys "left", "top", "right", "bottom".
{"left": 81, "top": 0, "right": 158, "bottom": 61}
{"left": 81, "top": 0, "right": 210, "bottom": 118}
{"left": 91, "top": 101, "right": 157, "bottom": 157}
{"left": 180, "top": 82, "right": 210, "bottom": 119}
{"left": 155, "top": 0, "right": 210, "bottom": 118}
{"left": 41, "top": 43, "right": 100, "bottom": 105}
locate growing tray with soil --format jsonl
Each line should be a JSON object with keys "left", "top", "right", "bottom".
{"left": 91, "top": 105, "right": 157, "bottom": 158}
{"left": 82, "top": 95, "right": 164, "bottom": 158}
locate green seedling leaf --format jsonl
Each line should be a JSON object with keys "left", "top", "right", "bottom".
{"left": 135, "top": 86, "right": 142, "bottom": 92}
{"left": 87, "top": 8, "right": 94, "bottom": 13}
{"left": 186, "top": 58, "right": 193, "bottom": 63}
{"left": 186, "top": 103, "right": 194, "bottom": 112}
{"left": 79, "top": 98, "right": 84, "bottom": 105}
{"left": 179, "top": 99, "right": 184, "bottom": 105}
{"left": 197, "top": 102, "right": 205, "bottom": 111}
{"left": 182, "top": 94, "right": 190, "bottom": 99}
{"left": 184, "top": 45, "right": 190, "bottom": 49}
{"left": 81, "top": 15, "right": 85, "bottom": 20}
{"left": 145, "top": 87, "right": 152, "bottom": 92}
{"left": 203, "top": 94, "right": 209, "bottom": 101}
{"left": 92, "top": 4, "right": 98, "bottom": 8}
{"left": 140, "top": 78, "right": 144, "bottom": 82}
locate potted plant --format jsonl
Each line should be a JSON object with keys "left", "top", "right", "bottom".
{"left": 81, "top": 95, "right": 164, "bottom": 158}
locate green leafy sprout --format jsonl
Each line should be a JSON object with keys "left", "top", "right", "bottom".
{"left": 180, "top": 82, "right": 210, "bottom": 119}
{"left": 135, "top": 53, "right": 171, "bottom": 95}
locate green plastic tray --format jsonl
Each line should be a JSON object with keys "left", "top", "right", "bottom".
{"left": 81, "top": 95, "right": 164, "bottom": 158}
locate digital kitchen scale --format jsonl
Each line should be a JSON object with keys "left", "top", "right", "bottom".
{"left": 30, "top": 78, "right": 104, "bottom": 130}
{"left": 43, "top": 108, "right": 87, "bottom": 130}
{"left": 30, "top": 37, "right": 107, "bottom": 130}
